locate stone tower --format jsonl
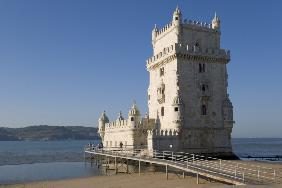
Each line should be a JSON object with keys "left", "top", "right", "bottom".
{"left": 146, "top": 7, "right": 235, "bottom": 157}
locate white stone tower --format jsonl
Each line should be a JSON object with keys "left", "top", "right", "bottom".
{"left": 146, "top": 7, "right": 235, "bottom": 157}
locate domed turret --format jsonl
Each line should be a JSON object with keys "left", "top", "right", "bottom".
{"left": 98, "top": 111, "right": 109, "bottom": 141}
{"left": 172, "top": 5, "right": 182, "bottom": 25}
{"left": 117, "top": 111, "right": 124, "bottom": 121}
{"left": 152, "top": 24, "right": 158, "bottom": 46}
{"left": 223, "top": 95, "right": 233, "bottom": 123}
{"left": 212, "top": 12, "right": 220, "bottom": 30}
{"left": 172, "top": 90, "right": 184, "bottom": 131}
{"left": 128, "top": 101, "right": 141, "bottom": 127}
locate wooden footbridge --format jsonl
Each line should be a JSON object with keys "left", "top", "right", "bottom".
{"left": 84, "top": 147, "right": 281, "bottom": 185}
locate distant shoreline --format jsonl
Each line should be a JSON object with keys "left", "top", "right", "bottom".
{"left": 0, "top": 125, "right": 99, "bottom": 141}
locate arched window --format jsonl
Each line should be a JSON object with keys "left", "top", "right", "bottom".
{"left": 131, "top": 117, "right": 134, "bottom": 121}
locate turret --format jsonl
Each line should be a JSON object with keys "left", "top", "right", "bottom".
{"left": 212, "top": 12, "right": 220, "bottom": 31}
{"left": 152, "top": 24, "right": 158, "bottom": 47}
{"left": 128, "top": 101, "right": 141, "bottom": 127}
{"left": 223, "top": 94, "right": 234, "bottom": 127}
{"left": 172, "top": 5, "right": 182, "bottom": 26}
{"left": 98, "top": 111, "right": 109, "bottom": 141}
{"left": 117, "top": 111, "right": 124, "bottom": 121}
{"left": 172, "top": 90, "right": 184, "bottom": 131}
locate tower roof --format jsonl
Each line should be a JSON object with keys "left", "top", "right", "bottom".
{"left": 99, "top": 111, "right": 109, "bottom": 123}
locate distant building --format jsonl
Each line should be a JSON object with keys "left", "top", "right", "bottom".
{"left": 98, "top": 7, "right": 235, "bottom": 158}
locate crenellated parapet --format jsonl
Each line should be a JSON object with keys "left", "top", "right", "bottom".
{"left": 104, "top": 117, "right": 155, "bottom": 131}
{"left": 148, "top": 128, "right": 179, "bottom": 137}
{"left": 146, "top": 43, "right": 230, "bottom": 70}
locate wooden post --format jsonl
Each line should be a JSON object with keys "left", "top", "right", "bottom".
{"left": 182, "top": 171, "right": 185, "bottom": 179}
{"left": 126, "top": 159, "right": 129, "bottom": 174}
{"left": 274, "top": 170, "right": 276, "bottom": 183}
{"left": 163, "top": 151, "right": 165, "bottom": 159}
{"left": 257, "top": 170, "right": 260, "bottom": 182}
{"left": 196, "top": 172, "right": 199, "bottom": 184}
{"left": 166, "top": 165, "right": 168, "bottom": 180}
{"left": 97, "top": 155, "right": 100, "bottom": 169}
{"left": 138, "top": 160, "right": 141, "bottom": 175}
{"left": 115, "top": 157, "right": 117, "bottom": 174}
{"left": 243, "top": 172, "right": 245, "bottom": 182}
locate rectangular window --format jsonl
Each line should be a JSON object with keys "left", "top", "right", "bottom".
{"left": 160, "top": 67, "right": 164, "bottom": 76}
{"left": 201, "top": 105, "right": 207, "bottom": 115}
{"left": 161, "top": 107, "right": 164, "bottom": 116}
{"left": 199, "top": 63, "right": 206, "bottom": 73}
{"left": 174, "top": 107, "right": 178, "bottom": 112}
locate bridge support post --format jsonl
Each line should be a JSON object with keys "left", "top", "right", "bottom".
{"left": 114, "top": 157, "right": 117, "bottom": 174}
{"left": 166, "top": 165, "right": 168, "bottom": 180}
{"left": 182, "top": 171, "right": 185, "bottom": 179}
{"left": 97, "top": 155, "right": 100, "bottom": 169}
{"left": 138, "top": 160, "right": 141, "bottom": 175}
{"left": 126, "top": 159, "right": 129, "bottom": 174}
{"left": 196, "top": 172, "right": 199, "bottom": 184}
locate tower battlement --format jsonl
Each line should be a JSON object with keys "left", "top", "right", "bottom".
{"left": 146, "top": 43, "right": 230, "bottom": 69}
{"left": 154, "top": 19, "right": 215, "bottom": 40}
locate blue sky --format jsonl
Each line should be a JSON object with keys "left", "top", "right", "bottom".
{"left": 0, "top": 0, "right": 281, "bottom": 138}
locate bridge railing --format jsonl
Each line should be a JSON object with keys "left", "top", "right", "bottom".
{"left": 85, "top": 147, "right": 281, "bottom": 184}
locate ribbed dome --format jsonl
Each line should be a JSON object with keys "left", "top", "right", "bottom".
{"left": 128, "top": 102, "right": 141, "bottom": 116}
{"left": 223, "top": 95, "right": 233, "bottom": 108}
{"left": 99, "top": 111, "right": 109, "bottom": 123}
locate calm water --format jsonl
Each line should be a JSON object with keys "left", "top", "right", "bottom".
{"left": 0, "top": 138, "right": 281, "bottom": 184}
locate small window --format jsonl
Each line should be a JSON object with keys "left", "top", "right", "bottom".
{"left": 160, "top": 67, "right": 164, "bottom": 76}
{"left": 202, "top": 84, "right": 207, "bottom": 91}
{"left": 195, "top": 42, "right": 199, "bottom": 47}
{"left": 199, "top": 63, "right": 206, "bottom": 73}
{"left": 201, "top": 105, "right": 207, "bottom": 115}
{"left": 148, "top": 95, "right": 150, "bottom": 100}
{"left": 161, "top": 107, "right": 164, "bottom": 116}
{"left": 174, "top": 107, "right": 179, "bottom": 112}
{"left": 131, "top": 117, "right": 134, "bottom": 121}
{"left": 175, "top": 17, "right": 178, "bottom": 21}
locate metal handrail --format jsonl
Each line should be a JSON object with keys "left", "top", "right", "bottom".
{"left": 85, "top": 146, "right": 281, "bottom": 184}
